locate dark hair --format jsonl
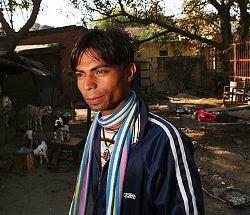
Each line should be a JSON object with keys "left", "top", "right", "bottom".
{"left": 70, "top": 29, "right": 135, "bottom": 72}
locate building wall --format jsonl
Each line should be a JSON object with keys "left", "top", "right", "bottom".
{"left": 137, "top": 40, "right": 197, "bottom": 58}
{"left": 135, "top": 40, "right": 204, "bottom": 93}
{"left": 19, "top": 26, "right": 85, "bottom": 72}
{"left": 14, "top": 26, "right": 86, "bottom": 106}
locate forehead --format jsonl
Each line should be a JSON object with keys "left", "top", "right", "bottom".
{"left": 77, "top": 49, "right": 104, "bottom": 66}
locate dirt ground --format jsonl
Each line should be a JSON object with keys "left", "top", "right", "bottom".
{"left": 0, "top": 94, "right": 249, "bottom": 215}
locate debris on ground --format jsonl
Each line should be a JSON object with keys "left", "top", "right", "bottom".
{"left": 0, "top": 93, "right": 249, "bottom": 215}
{"left": 223, "top": 188, "right": 249, "bottom": 207}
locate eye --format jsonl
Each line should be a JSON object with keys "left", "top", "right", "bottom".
{"left": 95, "top": 69, "right": 107, "bottom": 76}
{"left": 75, "top": 71, "right": 86, "bottom": 79}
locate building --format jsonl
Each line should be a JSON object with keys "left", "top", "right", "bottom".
{"left": 0, "top": 25, "right": 86, "bottom": 107}
{"left": 134, "top": 39, "right": 205, "bottom": 95}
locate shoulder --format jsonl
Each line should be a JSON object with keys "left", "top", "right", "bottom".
{"left": 147, "top": 112, "right": 183, "bottom": 141}
{"left": 144, "top": 112, "right": 194, "bottom": 155}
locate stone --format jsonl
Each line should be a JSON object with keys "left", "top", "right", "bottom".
{"left": 199, "top": 168, "right": 208, "bottom": 176}
{"left": 212, "top": 187, "right": 227, "bottom": 198}
{"left": 233, "top": 138, "right": 244, "bottom": 145}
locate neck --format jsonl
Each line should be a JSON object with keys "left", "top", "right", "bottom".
{"left": 97, "top": 91, "right": 136, "bottom": 129}
{"left": 100, "top": 92, "right": 130, "bottom": 116}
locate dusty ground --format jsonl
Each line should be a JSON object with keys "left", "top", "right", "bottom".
{"left": 0, "top": 94, "right": 249, "bottom": 215}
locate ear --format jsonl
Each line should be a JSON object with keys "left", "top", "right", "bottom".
{"left": 125, "top": 63, "right": 136, "bottom": 83}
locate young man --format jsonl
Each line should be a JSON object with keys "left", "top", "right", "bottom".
{"left": 69, "top": 29, "right": 204, "bottom": 215}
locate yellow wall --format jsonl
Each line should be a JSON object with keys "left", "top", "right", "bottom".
{"left": 135, "top": 41, "right": 203, "bottom": 93}
{"left": 137, "top": 40, "right": 197, "bottom": 58}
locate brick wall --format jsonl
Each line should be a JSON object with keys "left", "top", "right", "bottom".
{"left": 13, "top": 26, "right": 86, "bottom": 106}
{"left": 19, "top": 26, "right": 85, "bottom": 73}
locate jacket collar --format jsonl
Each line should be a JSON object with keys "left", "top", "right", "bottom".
{"left": 132, "top": 96, "right": 148, "bottom": 147}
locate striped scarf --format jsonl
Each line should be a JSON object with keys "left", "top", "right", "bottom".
{"left": 69, "top": 91, "right": 139, "bottom": 215}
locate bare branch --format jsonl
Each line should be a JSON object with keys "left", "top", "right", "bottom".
{"left": 73, "top": 0, "right": 246, "bottom": 49}
{"left": 0, "top": 10, "right": 14, "bottom": 36}
{"left": 135, "top": 30, "right": 171, "bottom": 45}
{"left": 227, "top": 0, "right": 236, "bottom": 8}
{"left": 0, "top": 0, "right": 42, "bottom": 52}
{"left": 90, "top": 6, "right": 112, "bottom": 17}
{"left": 118, "top": 0, "right": 126, "bottom": 13}
{"left": 92, "top": 13, "right": 122, "bottom": 22}
{"left": 180, "top": 15, "right": 221, "bottom": 30}
{"left": 18, "top": 0, "right": 42, "bottom": 39}
{"left": 118, "top": 7, "right": 222, "bottom": 48}
{"left": 208, "top": 0, "right": 222, "bottom": 12}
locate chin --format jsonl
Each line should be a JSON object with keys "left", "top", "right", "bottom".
{"left": 88, "top": 104, "right": 105, "bottom": 112}
{"left": 88, "top": 106, "right": 100, "bottom": 112}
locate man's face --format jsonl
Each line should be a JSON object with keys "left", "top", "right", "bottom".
{"left": 76, "top": 50, "right": 134, "bottom": 116}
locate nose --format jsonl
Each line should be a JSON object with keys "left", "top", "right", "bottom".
{"left": 80, "top": 74, "right": 97, "bottom": 91}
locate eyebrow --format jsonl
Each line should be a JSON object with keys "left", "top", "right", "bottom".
{"left": 76, "top": 63, "right": 111, "bottom": 73}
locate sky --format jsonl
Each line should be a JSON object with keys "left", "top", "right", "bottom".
{"left": 11, "top": 0, "right": 183, "bottom": 30}
{"left": 36, "top": 0, "right": 83, "bottom": 27}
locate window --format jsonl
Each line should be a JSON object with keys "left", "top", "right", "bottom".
{"left": 159, "top": 50, "right": 168, "bottom": 56}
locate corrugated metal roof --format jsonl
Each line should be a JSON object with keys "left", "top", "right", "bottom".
{"left": 15, "top": 43, "right": 60, "bottom": 53}
{"left": 0, "top": 53, "right": 51, "bottom": 76}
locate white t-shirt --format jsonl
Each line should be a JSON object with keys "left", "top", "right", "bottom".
{"left": 99, "top": 113, "right": 141, "bottom": 168}
{"left": 100, "top": 128, "right": 117, "bottom": 167}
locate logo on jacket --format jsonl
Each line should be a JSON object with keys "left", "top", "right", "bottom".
{"left": 123, "top": 193, "right": 136, "bottom": 200}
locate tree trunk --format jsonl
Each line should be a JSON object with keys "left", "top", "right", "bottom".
{"left": 0, "top": 0, "right": 42, "bottom": 53}
{"left": 0, "top": 34, "right": 19, "bottom": 53}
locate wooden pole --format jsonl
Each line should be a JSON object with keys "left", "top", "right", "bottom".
{"left": 233, "top": 43, "right": 237, "bottom": 82}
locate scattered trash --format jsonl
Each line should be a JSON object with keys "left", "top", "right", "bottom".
{"left": 223, "top": 188, "right": 249, "bottom": 207}
{"left": 233, "top": 138, "right": 244, "bottom": 145}
{"left": 16, "top": 147, "right": 33, "bottom": 154}
{"left": 194, "top": 109, "right": 217, "bottom": 122}
{"left": 192, "top": 140, "right": 200, "bottom": 150}
{"left": 176, "top": 105, "right": 194, "bottom": 114}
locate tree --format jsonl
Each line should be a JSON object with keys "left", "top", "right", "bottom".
{"left": 69, "top": 0, "right": 250, "bottom": 82}
{"left": 70, "top": 0, "right": 249, "bottom": 50}
{"left": 0, "top": 0, "right": 42, "bottom": 52}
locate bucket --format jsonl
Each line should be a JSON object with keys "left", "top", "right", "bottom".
{"left": 14, "top": 148, "right": 35, "bottom": 173}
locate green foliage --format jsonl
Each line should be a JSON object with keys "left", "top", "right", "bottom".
{"left": 69, "top": 0, "right": 250, "bottom": 48}
{"left": 0, "top": 0, "right": 35, "bottom": 30}
{"left": 0, "top": 0, "right": 42, "bottom": 52}
{"left": 181, "top": 0, "right": 229, "bottom": 38}
{"left": 1, "top": 0, "right": 32, "bottom": 11}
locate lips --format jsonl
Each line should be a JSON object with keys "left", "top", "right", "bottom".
{"left": 85, "top": 96, "right": 103, "bottom": 105}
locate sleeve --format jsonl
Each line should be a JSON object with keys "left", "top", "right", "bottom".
{"left": 146, "top": 129, "right": 204, "bottom": 215}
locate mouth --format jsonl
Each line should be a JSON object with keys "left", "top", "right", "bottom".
{"left": 85, "top": 96, "right": 104, "bottom": 105}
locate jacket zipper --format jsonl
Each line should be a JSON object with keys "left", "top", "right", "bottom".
{"left": 92, "top": 148, "right": 102, "bottom": 213}
{"left": 93, "top": 151, "right": 110, "bottom": 213}
{"left": 94, "top": 147, "right": 102, "bottom": 191}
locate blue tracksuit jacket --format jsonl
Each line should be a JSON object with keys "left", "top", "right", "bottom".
{"left": 90, "top": 99, "right": 204, "bottom": 215}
